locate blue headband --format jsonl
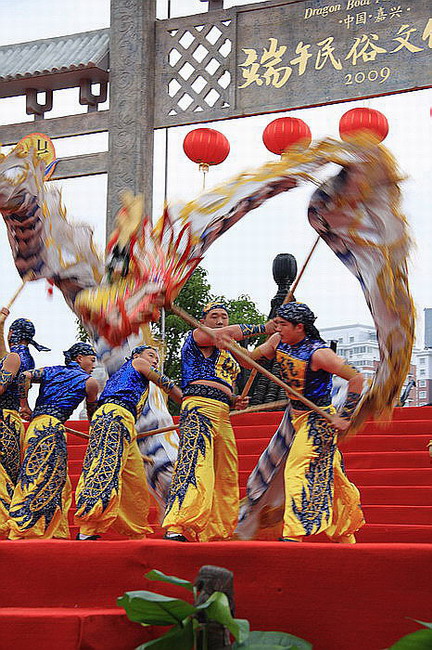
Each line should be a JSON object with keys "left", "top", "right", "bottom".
{"left": 125, "top": 345, "right": 158, "bottom": 361}
{"left": 277, "top": 303, "right": 316, "bottom": 326}
{"left": 63, "top": 342, "right": 96, "bottom": 366}
{"left": 9, "top": 318, "right": 50, "bottom": 352}
{"left": 201, "top": 301, "right": 229, "bottom": 317}
{"left": 277, "top": 302, "right": 323, "bottom": 341}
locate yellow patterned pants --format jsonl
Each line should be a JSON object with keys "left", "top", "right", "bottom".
{"left": 74, "top": 403, "right": 153, "bottom": 538}
{"left": 282, "top": 407, "right": 365, "bottom": 542}
{"left": 0, "top": 409, "right": 24, "bottom": 537}
{"left": 162, "top": 395, "right": 239, "bottom": 542}
{"left": 8, "top": 415, "right": 71, "bottom": 540}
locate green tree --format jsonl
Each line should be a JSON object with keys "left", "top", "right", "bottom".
{"left": 222, "top": 294, "right": 266, "bottom": 330}
{"left": 76, "top": 318, "right": 90, "bottom": 343}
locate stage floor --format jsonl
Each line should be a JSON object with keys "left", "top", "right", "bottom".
{"left": 1, "top": 539, "right": 431, "bottom": 650}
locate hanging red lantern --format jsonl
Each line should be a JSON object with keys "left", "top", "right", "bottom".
{"left": 339, "top": 107, "right": 389, "bottom": 143}
{"left": 183, "top": 128, "right": 230, "bottom": 188}
{"left": 183, "top": 128, "right": 230, "bottom": 167}
{"left": 262, "top": 117, "right": 312, "bottom": 156}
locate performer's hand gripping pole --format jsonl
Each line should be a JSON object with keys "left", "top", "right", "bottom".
{"left": 170, "top": 303, "right": 336, "bottom": 425}
{"left": 238, "top": 234, "right": 321, "bottom": 401}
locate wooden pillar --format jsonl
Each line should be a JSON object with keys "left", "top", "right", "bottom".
{"left": 107, "top": 0, "right": 156, "bottom": 236}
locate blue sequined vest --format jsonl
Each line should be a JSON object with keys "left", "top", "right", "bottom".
{"left": 276, "top": 338, "right": 332, "bottom": 410}
{"left": 99, "top": 359, "right": 149, "bottom": 420}
{"left": 32, "top": 362, "right": 90, "bottom": 422}
{"left": 181, "top": 331, "right": 240, "bottom": 391}
{"left": 0, "top": 345, "right": 35, "bottom": 411}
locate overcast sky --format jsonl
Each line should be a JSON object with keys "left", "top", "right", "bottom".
{"left": 0, "top": 0, "right": 430, "bottom": 370}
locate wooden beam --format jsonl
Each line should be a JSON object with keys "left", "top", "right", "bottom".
{"left": 0, "top": 111, "right": 109, "bottom": 146}
{"left": 50, "top": 152, "right": 107, "bottom": 179}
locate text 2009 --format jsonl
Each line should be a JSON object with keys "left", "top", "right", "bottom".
{"left": 345, "top": 67, "right": 391, "bottom": 85}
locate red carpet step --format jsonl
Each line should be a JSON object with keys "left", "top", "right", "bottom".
{"left": 2, "top": 407, "right": 432, "bottom": 649}
{"left": 0, "top": 540, "right": 431, "bottom": 650}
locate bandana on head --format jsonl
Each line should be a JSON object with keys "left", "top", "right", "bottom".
{"left": 130, "top": 344, "right": 158, "bottom": 359}
{"left": 201, "top": 301, "right": 229, "bottom": 318}
{"left": 277, "top": 302, "right": 323, "bottom": 341}
{"left": 63, "top": 342, "right": 96, "bottom": 366}
{"left": 9, "top": 318, "right": 50, "bottom": 352}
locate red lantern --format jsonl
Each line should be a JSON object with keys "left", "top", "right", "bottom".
{"left": 339, "top": 107, "right": 389, "bottom": 143}
{"left": 183, "top": 128, "right": 230, "bottom": 166}
{"left": 262, "top": 117, "right": 312, "bottom": 156}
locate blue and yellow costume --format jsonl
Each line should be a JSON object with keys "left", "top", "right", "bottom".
{"left": 75, "top": 354, "right": 158, "bottom": 538}
{"left": 8, "top": 343, "right": 94, "bottom": 540}
{"left": 0, "top": 318, "right": 49, "bottom": 536}
{"left": 162, "top": 327, "right": 241, "bottom": 542}
{"left": 275, "top": 305, "right": 364, "bottom": 542}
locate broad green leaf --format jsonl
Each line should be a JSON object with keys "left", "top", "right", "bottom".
{"left": 410, "top": 620, "right": 432, "bottom": 630}
{"left": 135, "top": 620, "right": 194, "bottom": 650}
{"left": 389, "top": 629, "right": 432, "bottom": 649}
{"left": 118, "top": 590, "right": 197, "bottom": 625}
{"left": 196, "top": 591, "right": 249, "bottom": 643}
{"left": 232, "top": 630, "right": 313, "bottom": 649}
{"left": 145, "top": 569, "right": 194, "bottom": 592}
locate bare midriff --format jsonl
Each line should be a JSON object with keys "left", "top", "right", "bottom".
{"left": 189, "top": 379, "right": 233, "bottom": 398}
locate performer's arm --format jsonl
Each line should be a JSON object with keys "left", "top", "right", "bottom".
{"left": 249, "top": 333, "right": 280, "bottom": 362}
{"left": 132, "top": 359, "right": 183, "bottom": 404}
{"left": 312, "top": 348, "right": 365, "bottom": 431}
{"left": 85, "top": 377, "right": 99, "bottom": 420}
{"left": 0, "top": 307, "right": 10, "bottom": 359}
{"left": 0, "top": 352, "right": 20, "bottom": 396}
{"left": 193, "top": 321, "right": 276, "bottom": 348}
{"left": 18, "top": 368, "right": 44, "bottom": 420}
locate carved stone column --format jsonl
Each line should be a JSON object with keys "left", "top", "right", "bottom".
{"left": 107, "top": 0, "right": 156, "bottom": 236}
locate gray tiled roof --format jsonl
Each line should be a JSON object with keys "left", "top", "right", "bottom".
{"left": 0, "top": 29, "right": 109, "bottom": 81}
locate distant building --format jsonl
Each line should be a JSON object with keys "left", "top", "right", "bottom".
{"left": 321, "top": 323, "right": 418, "bottom": 407}
{"left": 321, "top": 324, "right": 380, "bottom": 383}
{"left": 414, "top": 349, "right": 432, "bottom": 406}
{"left": 424, "top": 308, "right": 432, "bottom": 349}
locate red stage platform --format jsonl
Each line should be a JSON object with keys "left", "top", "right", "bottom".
{"left": 1, "top": 407, "right": 431, "bottom": 649}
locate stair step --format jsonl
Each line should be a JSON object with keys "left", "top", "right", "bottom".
{"left": 0, "top": 607, "right": 147, "bottom": 650}
{"left": 235, "top": 434, "right": 431, "bottom": 454}
{"left": 355, "top": 524, "right": 432, "bottom": 543}
{"left": 67, "top": 468, "right": 432, "bottom": 489}
{"left": 361, "top": 505, "right": 432, "bottom": 525}
{"left": 239, "top": 468, "right": 432, "bottom": 486}
{"left": 358, "top": 486, "right": 432, "bottom": 505}
{"left": 236, "top": 451, "right": 430, "bottom": 471}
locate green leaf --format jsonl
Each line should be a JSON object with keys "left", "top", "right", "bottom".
{"left": 410, "top": 620, "right": 432, "bottom": 630}
{"left": 389, "top": 629, "right": 432, "bottom": 649}
{"left": 196, "top": 591, "right": 249, "bottom": 644}
{"left": 145, "top": 569, "right": 194, "bottom": 592}
{"left": 232, "top": 630, "right": 313, "bottom": 649}
{"left": 118, "top": 590, "right": 197, "bottom": 626}
{"left": 134, "top": 620, "right": 194, "bottom": 650}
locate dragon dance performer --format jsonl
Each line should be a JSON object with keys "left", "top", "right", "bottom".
{"left": 246, "top": 302, "right": 365, "bottom": 543}
{"left": 7, "top": 343, "right": 98, "bottom": 539}
{"left": 162, "top": 301, "right": 276, "bottom": 542}
{"left": 0, "top": 308, "right": 50, "bottom": 536}
{"left": 75, "top": 345, "right": 181, "bottom": 540}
